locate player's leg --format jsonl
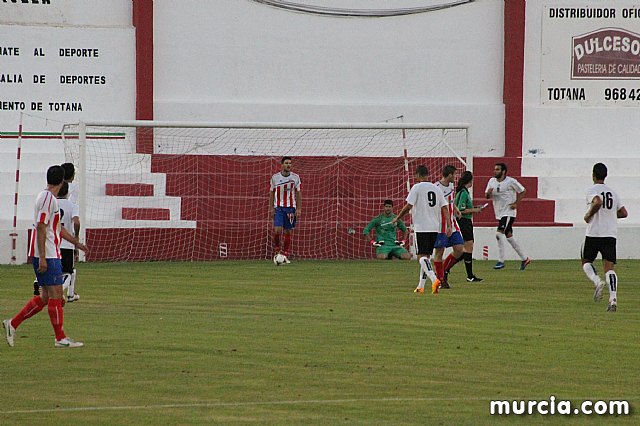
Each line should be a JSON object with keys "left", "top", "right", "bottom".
{"left": 504, "top": 218, "right": 531, "bottom": 269}
{"left": 60, "top": 249, "right": 79, "bottom": 302}
{"left": 4, "top": 258, "right": 51, "bottom": 346}
{"left": 581, "top": 237, "right": 604, "bottom": 301}
{"left": 443, "top": 233, "right": 465, "bottom": 272}
{"left": 42, "top": 259, "right": 83, "bottom": 348}
{"left": 273, "top": 207, "right": 284, "bottom": 255}
{"left": 376, "top": 245, "right": 392, "bottom": 260}
{"left": 415, "top": 233, "right": 439, "bottom": 294}
{"left": 433, "top": 234, "right": 448, "bottom": 279}
{"left": 459, "top": 220, "right": 481, "bottom": 281}
{"left": 494, "top": 218, "right": 507, "bottom": 269}
{"left": 601, "top": 237, "right": 618, "bottom": 311}
{"left": 282, "top": 208, "right": 296, "bottom": 262}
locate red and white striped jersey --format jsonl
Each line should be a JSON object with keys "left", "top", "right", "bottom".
{"left": 270, "top": 172, "right": 301, "bottom": 208}
{"left": 28, "top": 190, "right": 62, "bottom": 259}
{"left": 435, "top": 181, "right": 460, "bottom": 232}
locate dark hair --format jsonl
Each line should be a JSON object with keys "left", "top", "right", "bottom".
{"left": 442, "top": 165, "right": 457, "bottom": 178}
{"left": 47, "top": 165, "right": 65, "bottom": 185}
{"left": 61, "top": 162, "right": 75, "bottom": 180}
{"left": 57, "top": 181, "right": 69, "bottom": 198}
{"left": 415, "top": 165, "right": 429, "bottom": 177}
{"left": 456, "top": 171, "right": 473, "bottom": 193}
{"left": 281, "top": 156, "right": 292, "bottom": 164}
{"left": 495, "top": 162, "right": 507, "bottom": 173}
{"left": 593, "top": 163, "right": 607, "bottom": 181}
{"left": 383, "top": 199, "right": 393, "bottom": 206}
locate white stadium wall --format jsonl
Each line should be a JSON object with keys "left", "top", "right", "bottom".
{"left": 152, "top": 0, "right": 506, "bottom": 156}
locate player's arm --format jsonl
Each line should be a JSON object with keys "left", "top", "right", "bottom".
{"left": 511, "top": 187, "right": 526, "bottom": 209}
{"left": 363, "top": 219, "right": 382, "bottom": 246}
{"left": 617, "top": 206, "right": 628, "bottom": 219}
{"left": 393, "top": 203, "right": 413, "bottom": 223}
{"left": 584, "top": 194, "right": 603, "bottom": 223}
{"left": 61, "top": 226, "right": 88, "bottom": 252}
{"left": 441, "top": 205, "right": 453, "bottom": 237}
{"left": 268, "top": 190, "right": 275, "bottom": 218}
{"left": 36, "top": 222, "right": 48, "bottom": 273}
{"left": 485, "top": 181, "right": 493, "bottom": 199}
{"left": 398, "top": 221, "right": 409, "bottom": 245}
{"left": 295, "top": 189, "right": 301, "bottom": 219}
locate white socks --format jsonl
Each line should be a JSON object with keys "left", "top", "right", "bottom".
{"left": 417, "top": 257, "right": 438, "bottom": 289}
{"left": 605, "top": 270, "right": 617, "bottom": 304}
{"left": 495, "top": 232, "right": 506, "bottom": 262}
{"left": 507, "top": 236, "right": 527, "bottom": 261}
{"left": 68, "top": 269, "right": 76, "bottom": 296}
{"left": 582, "top": 263, "right": 601, "bottom": 286}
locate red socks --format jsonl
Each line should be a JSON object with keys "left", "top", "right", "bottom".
{"left": 47, "top": 299, "right": 66, "bottom": 341}
{"left": 11, "top": 295, "right": 46, "bottom": 329}
{"left": 434, "top": 261, "right": 444, "bottom": 280}
{"left": 283, "top": 233, "right": 292, "bottom": 255}
{"left": 273, "top": 232, "right": 281, "bottom": 253}
{"left": 443, "top": 253, "right": 462, "bottom": 273}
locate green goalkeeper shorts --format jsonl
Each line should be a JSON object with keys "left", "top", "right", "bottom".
{"left": 376, "top": 244, "right": 409, "bottom": 258}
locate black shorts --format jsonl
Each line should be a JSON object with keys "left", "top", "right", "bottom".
{"left": 582, "top": 236, "right": 617, "bottom": 263}
{"left": 61, "top": 248, "right": 75, "bottom": 274}
{"left": 458, "top": 217, "right": 474, "bottom": 242}
{"left": 497, "top": 216, "right": 515, "bottom": 235}
{"left": 415, "top": 232, "right": 438, "bottom": 256}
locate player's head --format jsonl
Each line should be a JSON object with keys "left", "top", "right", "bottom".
{"left": 494, "top": 163, "right": 507, "bottom": 179}
{"left": 415, "top": 165, "right": 429, "bottom": 181}
{"left": 383, "top": 199, "right": 394, "bottom": 215}
{"left": 592, "top": 162, "right": 607, "bottom": 182}
{"left": 57, "top": 181, "right": 69, "bottom": 199}
{"left": 281, "top": 156, "right": 292, "bottom": 173}
{"left": 441, "top": 165, "right": 457, "bottom": 183}
{"left": 47, "top": 165, "right": 65, "bottom": 186}
{"left": 61, "top": 162, "right": 75, "bottom": 182}
{"left": 456, "top": 170, "right": 473, "bottom": 192}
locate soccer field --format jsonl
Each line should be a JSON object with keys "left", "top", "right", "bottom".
{"left": 0, "top": 259, "right": 637, "bottom": 424}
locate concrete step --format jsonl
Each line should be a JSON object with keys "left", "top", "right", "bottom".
{"left": 106, "top": 183, "right": 155, "bottom": 196}
{"left": 122, "top": 208, "right": 170, "bottom": 221}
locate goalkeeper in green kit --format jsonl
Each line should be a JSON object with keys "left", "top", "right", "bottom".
{"left": 363, "top": 200, "right": 411, "bottom": 260}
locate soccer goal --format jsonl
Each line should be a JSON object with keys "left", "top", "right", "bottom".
{"left": 61, "top": 121, "right": 471, "bottom": 261}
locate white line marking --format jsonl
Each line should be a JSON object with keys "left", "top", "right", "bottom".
{"left": 1, "top": 397, "right": 487, "bottom": 415}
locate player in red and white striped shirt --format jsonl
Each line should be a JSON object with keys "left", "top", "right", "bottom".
{"left": 3, "top": 165, "right": 88, "bottom": 349}
{"left": 269, "top": 157, "right": 301, "bottom": 263}
{"left": 434, "top": 165, "right": 465, "bottom": 288}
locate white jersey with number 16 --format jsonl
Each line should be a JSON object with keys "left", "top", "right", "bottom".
{"left": 586, "top": 183, "right": 623, "bottom": 238}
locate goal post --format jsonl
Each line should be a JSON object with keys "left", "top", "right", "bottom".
{"left": 61, "top": 121, "right": 471, "bottom": 261}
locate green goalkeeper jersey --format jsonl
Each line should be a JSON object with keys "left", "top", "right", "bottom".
{"left": 363, "top": 214, "right": 407, "bottom": 245}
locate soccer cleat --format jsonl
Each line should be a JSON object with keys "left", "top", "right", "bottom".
{"left": 440, "top": 272, "right": 451, "bottom": 289}
{"left": 493, "top": 262, "right": 505, "bottom": 270}
{"left": 413, "top": 287, "right": 424, "bottom": 293}
{"left": 466, "top": 275, "right": 484, "bottom": 282}
{"left": 283, "top": 256, "right": 291, "bottom": 264}
{"left": 3, "top": 319, "right": 15, "bottom": 347}
{"left": 67, "top": 294, "right": 80, "bottom": 303}
{"left": 607, "top": 303, "right": 617, "bottom": 312}
{"left": 520, "top": 257, "right": 531, "bottom": 270}
{"left": 593, "top": 280, "right": 604, "bottom": 302}
{"left": 55, "top": 337, "right": 84, "bottom": 348}
{"left": 33, "top": 280, "right": 40, "bottom": 296}
{"left": 431, "top": 279, "right": 441, "bottom": 295}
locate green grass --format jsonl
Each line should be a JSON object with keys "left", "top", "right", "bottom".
{"left": 0, "top": 259, "right": 638, "bottom": 424}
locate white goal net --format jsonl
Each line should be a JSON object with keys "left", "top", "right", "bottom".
{"left": 61, "top": 121, "right": 470, "bottom": 261}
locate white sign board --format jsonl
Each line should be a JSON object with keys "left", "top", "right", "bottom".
{"left": 0, "top": 1, "right": 135, "bottom": 133}
{"left": 541, "top": 5, "right": 640, "bottom": 106}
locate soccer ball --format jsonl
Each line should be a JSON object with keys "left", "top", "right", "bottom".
{"left": 273, "top": 253, "right": 287, "bottom": 266}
